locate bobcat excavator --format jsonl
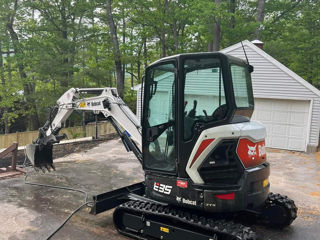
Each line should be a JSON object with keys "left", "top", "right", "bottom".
{"left": 26, "top": 52, "right": 297, "bottom": 240}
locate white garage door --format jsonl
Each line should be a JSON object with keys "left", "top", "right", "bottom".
{"left": 252, "top": 98, "right": 310, "bottom": 151}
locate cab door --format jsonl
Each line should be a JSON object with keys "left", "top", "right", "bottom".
{"left": 142, "top": 61, "right": 177, "bottom": 174}
{"left": 177, "top": 54, "right": 233, "bottom": 178}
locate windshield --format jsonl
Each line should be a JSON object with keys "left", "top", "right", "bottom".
{"left": 183, "top": 57, "right": 227, "bottom": 140}
{"left": 230, "top": 64, "right": 254, "bottom": 108}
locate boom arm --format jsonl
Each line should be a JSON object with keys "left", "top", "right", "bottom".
{"left": 40, "top": 88, "right": 141, "bottom": 146}
{"left": 26, "top": 88, "right": 142, "bottom": 170}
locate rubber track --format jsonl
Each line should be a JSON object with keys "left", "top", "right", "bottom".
{"left": 114, "top": 200, "right": 257, "bottom": 240}
{"left": 263, "top": 192, "right": 297, "bottom": 228}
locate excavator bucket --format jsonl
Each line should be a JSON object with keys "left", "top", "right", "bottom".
{"left": 25, "top": 144, "right": 55, "bottom": 171}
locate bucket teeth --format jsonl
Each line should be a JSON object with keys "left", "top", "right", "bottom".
{"left": 35, "top": 165, "right": 54, "bottom": 173}
{"left": 51, "top": 164, "right": 56, "bottom": 171}
{"left": 45, "top": 165, "right": 51, "bottom": 172}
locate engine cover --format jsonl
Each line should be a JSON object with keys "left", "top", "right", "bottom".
{"left": 186, "top": 121, "right": 266, "bottom": 184}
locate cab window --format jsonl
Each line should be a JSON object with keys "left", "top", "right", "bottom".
{"left": 183, "top": 58, "right": 227, "bottom": 140}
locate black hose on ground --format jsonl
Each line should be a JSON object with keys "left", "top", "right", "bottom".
{"left": 45, "top": 201, "right": 93, "bottom": 240}
{"left": 23, "top": 148, "right": 93, "bottom": 240}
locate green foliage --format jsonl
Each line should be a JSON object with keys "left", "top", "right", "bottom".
{"left": 0, "top": 79, "right": 25, "bottom": 130}
{"left": 69, "top": 130, "right": 82, "bottom": 139}
{"left": 263, "top": 0, "right": 320, "bottom": 86}
{"left": 0, "top": 0, "right": 319, "bottom": 132}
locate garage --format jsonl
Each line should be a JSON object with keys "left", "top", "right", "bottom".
{"left": 252, "top": 98, "right": 310, "bottom": 151}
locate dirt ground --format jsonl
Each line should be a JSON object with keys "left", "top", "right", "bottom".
{"left": 0, "top": 138, "right": 319, "bottom": 240}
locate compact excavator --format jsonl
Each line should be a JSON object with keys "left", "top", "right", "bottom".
{"left": 26, "top": 52, "right": 297, "bottom": 240}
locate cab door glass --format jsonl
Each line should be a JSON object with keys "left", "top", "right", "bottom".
{"left": 144, "top": 63, "right": 176, "bottom": 172}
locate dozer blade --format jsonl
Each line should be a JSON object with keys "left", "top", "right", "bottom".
{"left": 25, "top": 144, "right": 55, "bottom": 171}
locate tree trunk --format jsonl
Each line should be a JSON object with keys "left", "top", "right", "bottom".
{"left": 255, "top": 0, "right": 266, "bottom": 40}
{"left": 160, "top": 0, "right": 168, "bottom": 57}
{"left": 168, "top": 0, "right": 179, "bottom": 53}
{"left": 0, "top": 43, "right": 9, "bottom": 133}
{"left": 229, "top": 0, "right": 236, "bottom": 29}
{"left": 137, "top": 60, "right": 141, "bottom": 82}
{"left": 4, "top": 110, "right": 9, "bottom": 134}
{"left": 212, "top": 0, "right": 222, "bottom": 51}
{"left": 0, "top": 43, "right": 5, "bottom": 84}
{"left": 6, "top": 0, "right": 39, "bottom": 130}
{"left": 143, "top": 36, "right": 148, "bottom": 68}
{"left": 122, "top": 18, "right": 125, "bottom": 90}
{"left": 208, "top": 37, "right": 213, "bottom": 52}
{"left": 173, "top": 19, "right": 179, "bottom": 52}
{"left": 181, "top": 25, "right": 186, "bottom": 52}
{"left": 160, "top": 32, "right": 166, "bottom": 57}
{"left": 213, "top": 21, "right": 221, "bottom": 51}
{"left": 61, "top": 0, "right": 70, "bottom": 87}
{"left": 122, "top": 9, "right": 126, "bottom": 88}
{"left": 137, "top": 44, "right": 142, "bottom": 81}
{"left": 5, "top": 48, "right": 12, "bottom": 82}
{"left": 106, "top": 0, "right": 124, "bottom": 97}
{"left": 130, "top": 63, "right": 134, "bottom": 89}
{"left": 6, "top": 24, "right": 27, "bottom": 81}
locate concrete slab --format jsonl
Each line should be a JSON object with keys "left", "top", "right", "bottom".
{"left": 255, "top": 148, "right": 320, "bottom": 240}
{"left": 0, "top": 139, "right": 319, "bottom": 240}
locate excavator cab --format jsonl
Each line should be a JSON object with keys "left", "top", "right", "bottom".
{"left": 142, "top": 52, "right": 254, "bottom": 177}
{"left": 140, "top": 53, "right": 272, "bottom": 215}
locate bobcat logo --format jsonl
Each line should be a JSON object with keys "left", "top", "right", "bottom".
{"left": 247, "top": 145, "right": 257, "bottom": 157}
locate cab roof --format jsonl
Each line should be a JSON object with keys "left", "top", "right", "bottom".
{"left": 148, "top": 52, "right": 248, "bottom": 68}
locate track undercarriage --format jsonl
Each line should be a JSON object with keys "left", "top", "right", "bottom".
{"left": 112, "top": 193, "right": 297, "bottom": 240}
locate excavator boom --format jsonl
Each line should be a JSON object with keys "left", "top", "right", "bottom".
{"left": 26, "top": 87, "right": 142, "bottom": 171}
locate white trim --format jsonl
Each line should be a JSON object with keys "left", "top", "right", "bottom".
{"left": 221, "top": 40, "right": 320, "bottom": 97}
{"left": 254, "top": 96, "right": 313, "bottom": 101}
{"left": 306, "top": 99, "right": 313, "bottom": 149}
{"left": 312, "top": 100, "right": 320, "bottom": 147}
{"left": 251, "top": 39, "right": 264, "bottom": 45}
